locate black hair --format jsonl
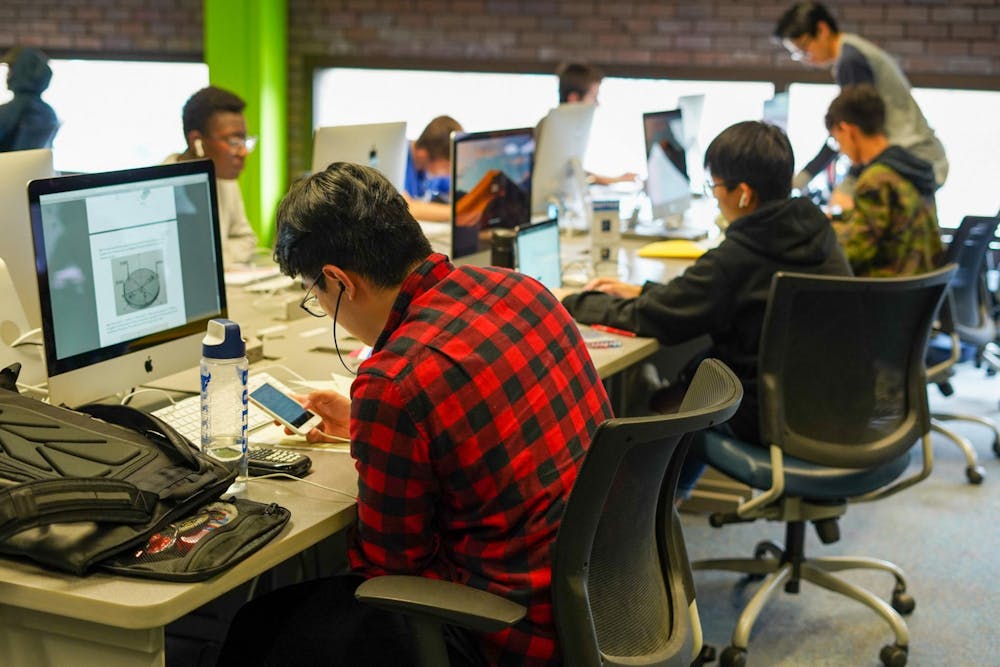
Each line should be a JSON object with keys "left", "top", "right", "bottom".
{"left": 415, "top": 115, "right": 463, "bottom": 161}
{"left": 825, "top": 84, "right": 886, "bottom": 136}
{"left": 182, "top": 86, "right": 246, "bottom": 136}
{"left": 773, "top": 2, "right": 839, "bottom": 41}
{"left": 273, "top": 162, "right": 433, "bottom": 288}
{"left": 556, "top": 62, "right": 603, "bottom": 104}
{"left": 703, "top": 121, "right": 795, "bottom": 204}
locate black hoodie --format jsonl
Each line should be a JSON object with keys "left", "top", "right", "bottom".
{"left": 562, "top": 197, "right": 851, "bottom": 441}
{"left": 0, "top": 47, "right": 58, "bottom": 151}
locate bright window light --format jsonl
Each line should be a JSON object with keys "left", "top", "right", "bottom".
{"left": 313, "top": 67, "right": 773, "bottom": 188}
{"left": 1, "top": 59, "right": 209, "bottom": 173}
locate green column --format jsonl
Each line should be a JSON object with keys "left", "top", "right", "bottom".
{"left": 203, "top": 0, "right": 287, "bottom": 248}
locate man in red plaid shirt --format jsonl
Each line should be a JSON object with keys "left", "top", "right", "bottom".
{"left": 218, "top": 162, "right": 612, "bottom": 666}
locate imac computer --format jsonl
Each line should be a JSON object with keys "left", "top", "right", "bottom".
{"left": 450, "top": 127, "right": 535, "bottom": 259}
{"left": 1, "top": 148, "right": 55, "bottom": 331}
{"left": 311, "top": 121, "right": 408, "bottom": 192}
{"left": 643, "top": 109, "right": 691, "bottom": 220}
{"left": 530, "top": 103, "right": 596, "bottom": 217}
{"left": 27, "top": 160, "right": 227, "bottom": 407}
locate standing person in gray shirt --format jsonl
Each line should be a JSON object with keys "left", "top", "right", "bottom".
{"left": 774, "top": 2, "right": 948, "bottom": 195}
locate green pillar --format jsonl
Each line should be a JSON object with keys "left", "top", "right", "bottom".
{"left": 203, "top": 0, "right": 287, "bottom": 247}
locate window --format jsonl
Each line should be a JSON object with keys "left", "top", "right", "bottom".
{"left": 1, "top": 59, "right": 209, "bottom": 173}
{"left": 313, "top": 67, "right": 773, "bottom": 186}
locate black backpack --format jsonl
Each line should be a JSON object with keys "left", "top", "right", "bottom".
{"left": 0, "top": 363, "right": 289, "bottom": 580}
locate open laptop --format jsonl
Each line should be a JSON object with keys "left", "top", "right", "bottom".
{"left": 311, "top": 121, "right": 408, "bottom": 192}
{"left": 514, "top": 218, "right": 561, "bottom": 290}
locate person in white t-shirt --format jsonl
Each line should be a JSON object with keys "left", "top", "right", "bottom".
{"left": 165, "top": 86, "right": 259, "bottom": 265}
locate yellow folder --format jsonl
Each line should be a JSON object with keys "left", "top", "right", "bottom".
{"left": 637, "top": 239, "right": 707, "bottom": 259}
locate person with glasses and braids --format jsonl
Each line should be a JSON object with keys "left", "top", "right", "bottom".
{"left": 165, "top": 85, "right": 259, "bottom": 265}
{"left": 554, "top": 121, "right": 850, "bottom": 497}
{"left": 217, "top": 161, "right": 613, "bottom": 667}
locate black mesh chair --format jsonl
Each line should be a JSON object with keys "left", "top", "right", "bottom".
{"left": 355, "top": 358, "right": 743, "bottom": 667}
{"left": 690, "top": 266, "right": 954, "bottom": 667}
{"left": 927, "top": 215, "right": 1000, "bottom": 483}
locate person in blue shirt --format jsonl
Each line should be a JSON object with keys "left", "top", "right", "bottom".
{"left": 403, "top": 115, "right": 462, "bottom": 221}
{"left": 0, "top": 47, "right": 59, "bottom": 152}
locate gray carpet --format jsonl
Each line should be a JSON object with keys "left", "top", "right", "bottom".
{"left": 680, "top": 362, "right": 1000, "bottom": 666}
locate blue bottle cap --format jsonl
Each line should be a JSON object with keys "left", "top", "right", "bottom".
{"left": 202, "top": 318, "right": 246, "bottom": 359}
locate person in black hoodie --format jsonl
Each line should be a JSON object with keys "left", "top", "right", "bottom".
{"left": 559, "top": 121, "right": 851, "bottom": 492}
{"left": 825, "top": 84, "right": 943, "bottom": 277}
{"left": 0, "top": 47, "right": 58, "bottom": 152}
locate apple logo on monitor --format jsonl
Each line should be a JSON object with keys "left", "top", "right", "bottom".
{"left": 145, "top": 356, "right": 153, "bottom": 373}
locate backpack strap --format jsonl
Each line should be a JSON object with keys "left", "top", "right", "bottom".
{"left": 76, "top": 402, "right": 201, "bottom": 469}
{"left": 0, "top": 477, "right": 157, "bottom": 541}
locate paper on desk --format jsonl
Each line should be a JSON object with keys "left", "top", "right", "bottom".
{"left": 287, "top": 375, "right": 354, "bottom": 397}
{"left": 224, "top": 266, "right": 282, "bottom": 285}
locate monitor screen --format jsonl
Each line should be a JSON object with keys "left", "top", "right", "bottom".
{"left": 311, "top": 121, "right": 408, "bottom": 192}
{"left": 450, "top": 127, "right": 535, "bottom": 259}
{"left": 28, "top": 160, "right": 227, "bottom": 407}
{"left": 515, "top": 218, "right": 561, "bottom": 290}
{"left": 0, "top": 148, "right": 55, "bottom": 332}
{"left": 530, "top": 103, "right": 596, "bottom": 216}
{"left": 643, "top": 110, "right": 691, "bottom": 222}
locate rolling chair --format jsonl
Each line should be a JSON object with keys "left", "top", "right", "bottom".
{"left": 355, "top": 358, "right": 743, "bottom": 667}
{"left": 689, "top": 266, "right": 954, "bottom": 667}
{"left": 927, "top": 215, "right": 1000, "bottom": 483}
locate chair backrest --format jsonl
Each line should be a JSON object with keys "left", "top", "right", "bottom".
{"left": 758, "top": 266, "right": 955, "bottom": 469}
{"left": 552, "top": 358, "right": 742, "bottom": 667}
{"left": 944, "top": 215, "right": 1000, "bottom": 345}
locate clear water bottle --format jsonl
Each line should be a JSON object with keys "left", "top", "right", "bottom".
{"left": 200, "top": 318, "right": 248, "bottom": 494}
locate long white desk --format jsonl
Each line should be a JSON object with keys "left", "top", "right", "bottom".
{"left": 0, "top": 250, "right": 674, "bottom": 666}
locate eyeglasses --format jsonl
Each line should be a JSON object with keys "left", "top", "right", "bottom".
{"left": 786, "top": 35, "right": 814, "bottom": 62}
{"left": 299, "top": 274, "right": 327, "bottom": 318}
{"left": 210, "top": 134, "right": 258, "bottom": 153}
{"left": 702, "top": 180, "right": 728, "bottom": 198}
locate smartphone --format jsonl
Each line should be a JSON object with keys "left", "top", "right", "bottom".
{"left": 248, "top": 382, "right": 323, "bottom": 436}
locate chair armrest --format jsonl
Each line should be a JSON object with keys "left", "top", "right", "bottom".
{"left": 355, "top": 575, "right": 527, "bottom": 633}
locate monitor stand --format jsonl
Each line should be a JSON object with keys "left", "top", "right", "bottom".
{"left": 0, "top": 259, "right": 47, "bottom": 387}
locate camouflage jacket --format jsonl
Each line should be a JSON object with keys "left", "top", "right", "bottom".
{"left": 836, "top": 146, "right": 943, "bottom": 277}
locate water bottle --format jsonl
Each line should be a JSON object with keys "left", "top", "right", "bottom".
{"left": 200, "top": 318, "right": 249, "bottom": 494}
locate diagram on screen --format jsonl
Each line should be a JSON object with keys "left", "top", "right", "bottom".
{"left": 112, "top": 251, "right": 166, "bottom": 313}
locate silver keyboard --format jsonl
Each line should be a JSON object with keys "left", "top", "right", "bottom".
{"left": 152, "top": 371, "right": 297, "bottom": 443}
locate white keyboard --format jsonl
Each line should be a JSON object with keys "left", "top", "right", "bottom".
{"left": 152, "top": 371, "right": 297, "bottom": 443}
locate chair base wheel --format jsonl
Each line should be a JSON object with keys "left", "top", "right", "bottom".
{"left": 747, "top": 540, "right": 782, "bottom": 581}
{"left": 693, "top": 644, "right": 716, "bottom": 666}
{"left": 880, "top": 643, "right": 907, "bottom": 667}
{"left": 993, "top": 437, "right": 1000, "bottom": 457}
{"left": 719, "top": 645, "right": 747, "bottom": 667}
{"left": 892, "top": 590, "right": 915, "bottom": 615}
{"left": 966, "top": 465, "right": 985, "bottom": 484}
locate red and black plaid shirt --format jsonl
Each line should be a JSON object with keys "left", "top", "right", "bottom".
{"left": 347, "top": 253, "right": 612, "bottom": 665}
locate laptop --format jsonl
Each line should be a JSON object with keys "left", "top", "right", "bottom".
{"left": 515, "top": 218, "right": 561, "bottom": 290}
{"left": 311, "top": 121, "right": 408, "bottom": 192}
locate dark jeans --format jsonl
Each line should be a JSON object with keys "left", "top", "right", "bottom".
{"left": 215, "top": 574, "right": 484, "bottom": 667}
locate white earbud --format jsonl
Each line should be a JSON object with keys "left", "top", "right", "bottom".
{"left": 194, "top": 138, "right": 205, "bottom": 157}
{"left": 738, "top": 192, "right": 749, "bottom": 208}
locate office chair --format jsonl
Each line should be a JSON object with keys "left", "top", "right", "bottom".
{"left": 927, "top": 215, "right": 1000, "bottom": 484}
{"left": 689, "top": 266, "right": 954, "bottom": 667}
{"left": 355, "top": 358, "right": 743, "bottom": 667}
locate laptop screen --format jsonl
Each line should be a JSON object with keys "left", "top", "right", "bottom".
{"left": 515, "top": 219, "right": 561, "bottom": 290}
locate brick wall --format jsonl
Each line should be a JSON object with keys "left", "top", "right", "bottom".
{"left": 3, "top": 0, "right": 998, "bottom": 176}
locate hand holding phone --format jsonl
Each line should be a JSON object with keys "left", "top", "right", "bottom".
{"left": 249, "top": 383, "right": 323, "bottom": 436}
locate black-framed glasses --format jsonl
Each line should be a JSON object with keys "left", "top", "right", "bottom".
{"left": 299, "top": 274, "right": 327, "bottom": 318}
{"left": 702, "top": 180, "right": 727, "bottom": 198}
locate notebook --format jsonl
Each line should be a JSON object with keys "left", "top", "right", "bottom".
{"left": 637, "top": 239, "right": 707, "bottom": 259}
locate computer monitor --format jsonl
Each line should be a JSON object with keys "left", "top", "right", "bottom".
{"left": 763, "top": 91, "right": 790, "bottom": 133}
{"left": 642, "top": 109, "right": 691, "bottom": 222}
{"left": 0, "top": 148, "right": 55, "bottom": 332}
{"left": 311, "top": 121, "right": 408, "bottom": 192}
{"left": 530, "top": 103, "right": 596, "bottom": 216}
{"left": 450, "top": 127, "right": 535, "bottom": 259}
{"left": 515, "top": 218, "right": 561, "bottom": 290}
{"left": 27, "top": 160, "right": 227, "bottom": 407}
